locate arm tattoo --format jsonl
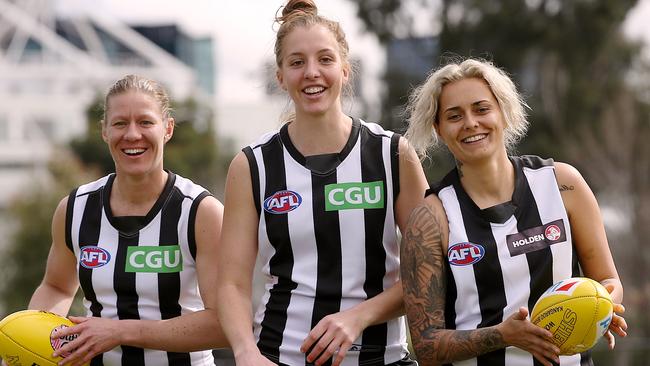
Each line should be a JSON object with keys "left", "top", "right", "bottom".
{"left": 401, "top": 203, "right": 506, "bottom": 365}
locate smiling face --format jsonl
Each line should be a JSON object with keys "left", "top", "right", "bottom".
{"left": 436, "top": 77, "right": 507, "bottom": 164}
{"left": 276, "top": 24, "right": 349, "bottom": 119}
{"left": 102, "top": 90, "right": 173, "bottom": 178}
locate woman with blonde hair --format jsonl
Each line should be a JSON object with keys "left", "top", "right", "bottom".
{"left": 400, "top": 58, "right": 627, "bottom": 366}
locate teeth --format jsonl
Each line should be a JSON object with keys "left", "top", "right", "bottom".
{"left": 463, "top": 134, "right": 486, "bottom": 143}
{"left": 304, "top": 86, "right": 324, "bottom": 94}
{"left": 124, "top": 148, "right": 145, "bottom": 155}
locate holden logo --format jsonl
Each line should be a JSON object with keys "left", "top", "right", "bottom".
{"left": 545, "top": 224, "right": 562, "bottom": 241}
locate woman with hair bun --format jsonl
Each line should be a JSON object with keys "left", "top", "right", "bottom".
{"left": 216, "top": 1, "right": 427, "bottom": 365}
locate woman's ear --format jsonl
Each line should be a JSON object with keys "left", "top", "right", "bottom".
{"left": 101, "top": 120, "right": 108, "bottom": 143}
{"left": 164, "top": 117, "right": 175, "bottom": 142}
{"left": 342, "top": 63, "right": 350, "bottom": 83}
{"left": 276, "top": 70, "right": 287, "bottom": 91}
{"left": 433, "top": 121, "right": 444, "bottom": 143}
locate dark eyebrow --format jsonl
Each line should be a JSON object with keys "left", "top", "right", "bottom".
{"left": 473, "top": 100, "right": 491, "bottom": 106}
{"left": 443, "top": 100, "right": 491, "bottom": 113}
{"left": 287, "top": 48, "right": 335, "bottom": 58}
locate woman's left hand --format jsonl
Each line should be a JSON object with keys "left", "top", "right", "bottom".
{"left": 51, "top": 316, "right": 122, "bottom": 366}
{"left": 301, "top": 309, "right": 364, "bottom": 366}
{"left": 603, "top": 283, "right": 628, "bottom": 350}
{"left": 604, "top": 302, "right": 628, "bottom": 349}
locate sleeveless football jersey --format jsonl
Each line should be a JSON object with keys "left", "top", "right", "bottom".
{"left": 66, "top": 172, "right": 214, "bottom": 366}
{"left": 243, "top": 118, "right": 409, "bottom": 366}
{"left": 431, "top": 155, "right": 591, "bottom": 366}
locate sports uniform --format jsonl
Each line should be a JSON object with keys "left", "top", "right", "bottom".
{"left": 430, "top": 155, "right": 591, "bottom": 366}
{"left": 243, "top": 118, "right": 411, "bottom": 366}
{"left": 65, "top": 172, "right": 214, "bottom": 366}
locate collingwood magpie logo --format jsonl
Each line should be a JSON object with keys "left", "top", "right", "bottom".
{"left": 506, "top": 219, "right": 566, "bottom": 256}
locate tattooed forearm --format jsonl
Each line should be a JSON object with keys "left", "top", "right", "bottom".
{"left": 401, "top": 202, "right": 507, "bottom": 365}
{"left": 413, "top": 328, "right": 506, "bottom": 365}
{"left": 400, "top": 202, "right": 446, "bottom": 362}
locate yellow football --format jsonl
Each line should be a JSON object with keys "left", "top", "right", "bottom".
{"left": 0, "top": 310, "right": 86, "bottom": 366}
{"left": 531, "top": 277, "right": 613, "bottom": 355}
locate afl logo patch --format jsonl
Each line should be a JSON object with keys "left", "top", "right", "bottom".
{"left": 545, "top": 224, "right": 562, "bottom": 241}
{"left": 263, "top": 190, "right": 302, "bottom": 214}
{"left": 79, "top": 246, "right": 110, "bottom": 269}
{"left": 448, "top": 242, "right": 485, "bottom": 266}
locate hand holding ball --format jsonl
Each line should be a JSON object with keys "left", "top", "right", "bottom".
{"left": 531, "top": 277, "right": 613, "bottom": 355}
{"left": 0, "top": 310, "right": 87, "bottom": 366}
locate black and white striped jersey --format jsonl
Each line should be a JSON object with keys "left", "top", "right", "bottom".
{"left": 431, "top": 155, "right": 591, "bottom": 366}
{"left": 244, "top": 118, "right": 409, "bottom": 366}
{"left": 65, "top": 172, "right": 214, "bottom": 366}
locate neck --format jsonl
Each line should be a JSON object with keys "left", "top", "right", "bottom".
{"left": 457, "top": 150, "right": 514, "bottom": 209}
{"left": 111, "top": 169, "right": 168, "bottom": 216}
{"left": 289, "top": 110, "right": 351, "bottom": 156}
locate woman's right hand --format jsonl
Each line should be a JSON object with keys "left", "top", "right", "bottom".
{"left": 497, "top": 307, "right": 560, "bottom": 366}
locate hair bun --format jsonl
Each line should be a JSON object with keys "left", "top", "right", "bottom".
{"left": 278, "top": 0, "right": 318, "bottom": 24}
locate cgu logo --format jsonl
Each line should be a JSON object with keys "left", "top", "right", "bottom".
{"left": 324, "top": 181, "right": 384, "bottom": 211}
{"left": 264, "top": 190, "right": 302, "bottom": 214}
{"left": 79, "top": 246, "right": 110, "bottom": 269}
{"left": 448, "top": 242, "right": 485, "bottom": 266}
{"left": 125, "top": 245, "right": 183, "bottom": 273}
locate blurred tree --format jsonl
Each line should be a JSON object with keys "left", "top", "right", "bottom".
{"left": 0, "top": 152, "right": 95, "bottom": 315}
{"left": 0, "top": 97, "right": 230, "bottom": 314}
{"left": 351, "top": 0, "right": 650, "bottom": 362}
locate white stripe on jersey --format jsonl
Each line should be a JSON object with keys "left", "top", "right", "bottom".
{"left": 523, "top": 166, "right": 574, "bottom": 284}
{"left": 282, "top": 144, "right": 318, "bottom": 366}
{"left": 438, "top": 185, "right": 482, "bottom": 331}
{"left": 336, "top": 137, "right": 365, "bottom": 366}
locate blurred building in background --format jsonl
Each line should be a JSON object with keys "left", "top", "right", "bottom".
{"left": 0, "top": 0, "right": 214, "bottom": 209}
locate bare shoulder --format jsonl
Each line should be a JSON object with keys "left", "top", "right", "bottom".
{"left": 554, "top": 161, "right": 597, "bottom": 214}
{"left": 397, "top": 135, "right": 420, "bottom": 162}
{"left": 196, "top": 195, "right": 224, "bottom": 223}
{"left": 554, "top": 161, "right": 584, "bottom": 189}
{"left": 228, "top": 151, "right": 251, "bottom": 175}
{"left": 418, "top": 194, "right": 448, "bottom": 226}
{"left": 51, "top": 195, "right": 70, "bottom": 239}
{"left": 54, "top": 195, "right": 69, "bottom": 218}
{"left": 404, "top": 194, "right": 449, "bottom": 251}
